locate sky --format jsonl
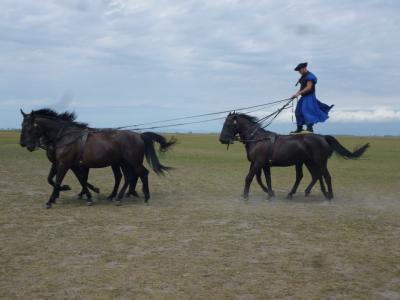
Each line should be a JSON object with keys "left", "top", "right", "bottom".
{"left": 0, "top": 0, "right": 399, "bottom": 135}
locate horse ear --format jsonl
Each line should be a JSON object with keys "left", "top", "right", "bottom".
{"left": 20, "top": 109, "right": 27, "bottom": 117}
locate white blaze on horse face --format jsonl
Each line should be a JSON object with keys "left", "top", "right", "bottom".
{"left": 233, "top": 119, "right": 237, "bottom": 125}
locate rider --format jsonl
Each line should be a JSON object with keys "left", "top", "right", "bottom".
{"left": 291, "top": 62, "right": 333, "bottom": 133}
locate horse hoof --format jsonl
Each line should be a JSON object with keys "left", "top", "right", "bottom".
{"left": 115, "top": 200, "right": 122, "bottom": 206}
{"left": 305, "top": 191, "right": 310, "bottom": 197}
{"left": 107, "top": 196, "right": 115, "bottom": 201}
{"left": 77, "top": 194, "right": 83, "bottom": 199}
{"left": 132, "top": 191, "right": 140, "bottom": 198}
{"left": 242, "top": 194, "right": 249, "bottom": 201}
{"left": 93, "top": 188, "right": 100, "bottom": 194}
{"left": 286, "top": 194, "right": 293, "bottom": 199}
{"left": 45, "top": 203, "right": 52, "bottom": 209}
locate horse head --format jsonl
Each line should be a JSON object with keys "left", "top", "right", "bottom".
{"left": 20, "top": 109, "right": 44, "bottom": 151}
{"left": 219, "top": 113, "right": 239, "bottom": 145}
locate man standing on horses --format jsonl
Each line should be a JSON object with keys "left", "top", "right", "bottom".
{"left": 291, "top": 62, "right": 333, "bottom": 133}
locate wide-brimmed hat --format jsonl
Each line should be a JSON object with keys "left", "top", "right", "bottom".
{"left": 294, "top": 62, "right": 308, "bottom": 71}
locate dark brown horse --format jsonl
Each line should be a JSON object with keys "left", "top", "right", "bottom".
{"left": 20, "top": 110, "right": 135, "bottom": 200}
{"left": 39, "top": 126, "right": 139, "bottom": 200}
{"left": 20, "top": 109, "right": 175, "bottom": 208}
{"left": 219, "top": 113, "right": 370, "bottom": 200}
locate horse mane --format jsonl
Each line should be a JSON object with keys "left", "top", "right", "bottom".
{"left": 235, "top": 113, "right": 277, "bottom": 136}
{"left": 32, "top": 108, "right": 88, "bottom": 128}
{"left": 235, "top": 113, "right": 259, "bottom": 124}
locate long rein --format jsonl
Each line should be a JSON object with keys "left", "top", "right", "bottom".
{"left": 35, "top": 97, "right": 295, "bottom": 149}
{"left": 115, "top": 97, "right": 294, "bottom": 131}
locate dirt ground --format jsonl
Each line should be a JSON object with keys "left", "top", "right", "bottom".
{"left": 1, "top": 132, "right": 399, "bottom": 299}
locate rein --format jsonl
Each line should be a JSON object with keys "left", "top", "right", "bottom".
{"left": 248, "top": 98, "right": 295, "bottom": 138}
{"left": 116, "top": 97, "right": 294, "bottom": 131}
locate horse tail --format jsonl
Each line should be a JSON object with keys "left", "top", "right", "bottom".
{"left": 140, "top": 132, "right": 177, "bottom": 175}
{"left": 325, "top": 135, "right": 370, "bottom": 159}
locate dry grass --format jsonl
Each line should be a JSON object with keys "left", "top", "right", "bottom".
{"left": 1, "top": 132, "right": 400, "bottom": 299}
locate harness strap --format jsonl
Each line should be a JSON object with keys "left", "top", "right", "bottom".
{"left": 235, "top": 135, "right": 276, "bottom": 144}
{"left": 79, "top": 130, "right": 89, "bottom": 164}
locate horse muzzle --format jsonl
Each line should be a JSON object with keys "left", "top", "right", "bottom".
{"left": 26, "top": 142, "right": 39, "bottom": 152}
{"left": 219, "top": 137, "right": 234, "bottom": 145}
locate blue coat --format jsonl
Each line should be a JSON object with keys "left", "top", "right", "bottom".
{"left": 295, "top": 72, "right": 333, "bottom": 126}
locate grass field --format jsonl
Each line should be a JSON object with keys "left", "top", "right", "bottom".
{"left": 1, "top": 131, "right": 400, "bottom": 299}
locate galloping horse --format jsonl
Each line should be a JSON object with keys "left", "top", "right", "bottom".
{"left": 20, "top": 109, "right": 176, "bottom": 208}
{"left": 20, "top": 109, "right": 136, "bottom": 200}
{"left": 219, "top": 113, "right": 370, "bottom": 200}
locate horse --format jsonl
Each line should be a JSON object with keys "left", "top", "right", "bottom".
{"left": 20, "top": 108, "right": 176, "bottom": 208}
{"left": 219, "top": 112, "right": 370, "bottom": 200}
{"left": 20, "top": 109, "right": 136, "bottom": 200}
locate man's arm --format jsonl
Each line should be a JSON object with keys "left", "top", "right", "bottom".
{"left": 292, "top": 81, "right": 313, "bottom": 98}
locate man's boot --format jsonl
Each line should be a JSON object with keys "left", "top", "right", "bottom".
{"left": 290, "top": 125, "right": 303, "bottom": 134}
{"left": 306, "top": 124, "right": 314, "bottom": 133}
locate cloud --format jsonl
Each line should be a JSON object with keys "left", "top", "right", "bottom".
{"left": 330, "top": 107, "right": 400, "bottom": 123}
{"left": 0, "top": 0, "right": 399, "bottom": 133}
{"left": 254, "top": 107, "right": 400, "bottom": 123}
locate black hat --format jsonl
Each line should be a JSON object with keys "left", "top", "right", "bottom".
{"left": 294, "top": 62, "right": 308, "bottom": 71}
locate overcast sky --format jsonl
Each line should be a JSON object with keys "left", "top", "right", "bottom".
{"left": 1, "top": 0, "right": 399, "bottom": 134}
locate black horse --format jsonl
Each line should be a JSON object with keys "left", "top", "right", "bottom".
{"left": 219, "top": 113, "right": 370, "bottom": 200}
{"left": 20, "top": 109, "right": 175, "bottom": 208}
{"left": 20, "top": 109, "right": 135, "bottom": 200}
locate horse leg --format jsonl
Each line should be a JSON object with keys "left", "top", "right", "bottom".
{"left": 48, "top": 164, "right": 71, "bottom": 191}
{"left": 45, "top": 166, "right": 69, "bottom": 209}
{"left": 82, "top": 167, "right": 100, "bottom": 194}
{"left": 47, "top": 164, "right": 56, "bottom": 188}
{"left": 287, "top": 163, "right": 303, "bottom": 199}
{"left": 126, "top": 172, "right": 139, "bottom": 198}
{"left": 304, "top": 163, "right": 320, "bottom": 197}
{"left": 137, "top": 166, "right": 150, "bottom": 204}
{"left": 305, "top": 163, "right": 327, "bottom": 198}
{"left": 322, "top": 166, "right": 333, "bottom": 200}
{"left": 72, "top": 167, "right": 95, "bottom": 201}
{"left": 71, "top": 167, "right": 87, "bottom": 199}
{"left": 256, "top": 165, "right": 274, "bottom": 199}
{"left": 256, "top": 169, "right": 269, "bottom": 193}
{"left": 313, "top": 161, "right": 328, "bottom": 199}
{"left": 115, "top": 164, "right": 132, "bottom": 205}
{"left": 107, "top": 164, "right": 122, "bottom": 201}
{"left": 319, "top": 177, "right": 328, "bottom": 199}
{"left": 72, "top": 167, "right": 93, "bottom": 205}
{"left": 263, "top": 165, "right": 275, "bottom": 198}
{"left": 243, "top": 161, "right": 261, "bottom": 200}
